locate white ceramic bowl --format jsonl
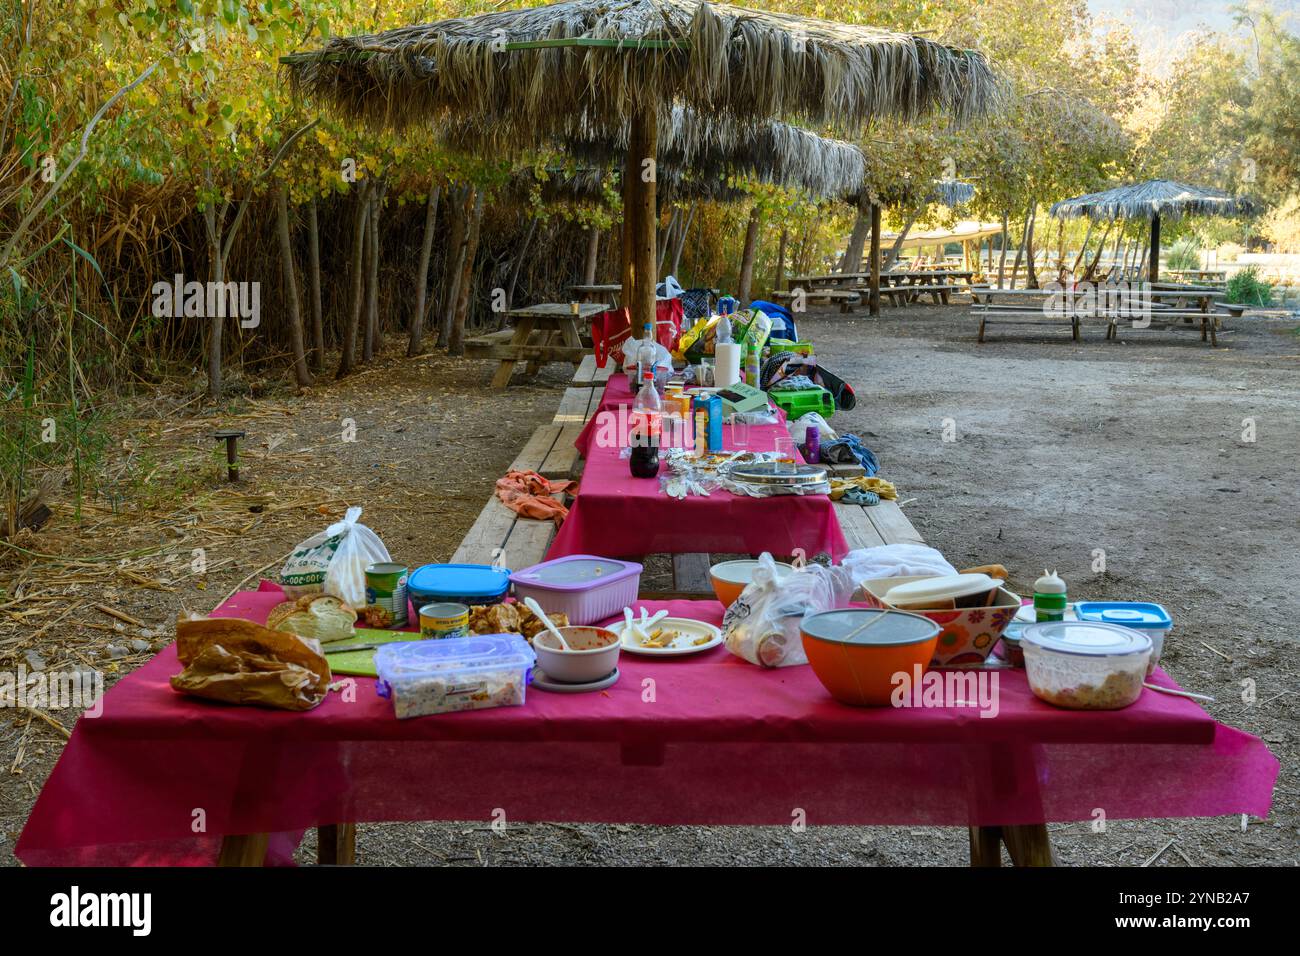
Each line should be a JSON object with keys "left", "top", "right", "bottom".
{"left": 532, "top": 626, "right": 621, "bottom": 684}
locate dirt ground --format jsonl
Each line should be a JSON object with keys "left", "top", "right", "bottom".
{"left": 2, "top": 304, "right": 1297, "bottom": 867}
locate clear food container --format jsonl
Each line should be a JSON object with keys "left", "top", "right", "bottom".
{"left": 1020, "top": 621, "right": 1151, "bottom": 710}
{"left": 1073, "top": 602, "right": 1171, "bottom": 675}
{"left": 374, "top": 633, "right": 536, "bottom": 719}
{"left": 509, "top": 555, "right": 642, "bottom": 625}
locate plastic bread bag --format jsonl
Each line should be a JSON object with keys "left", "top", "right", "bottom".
{"left": 722, "top": 554, "right": 855, "bottom": 667}
{"left": 279, "top": 506, "right": 390, "bottom": 606}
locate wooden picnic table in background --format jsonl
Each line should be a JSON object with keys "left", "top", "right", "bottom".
{"left": 569, "top": 283, "right": 623, "bottom": 307}
{"left": 465, "top": 301, "right": 609, "bottom": 388}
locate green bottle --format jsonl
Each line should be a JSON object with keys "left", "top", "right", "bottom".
{"left": 1033, "top": 569, "right": 1068, "bottom": 622}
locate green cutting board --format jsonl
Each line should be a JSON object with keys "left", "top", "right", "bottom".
{"left": 323, "top": 628, "right": 423, "bottom": 677}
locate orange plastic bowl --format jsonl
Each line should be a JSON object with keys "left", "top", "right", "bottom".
{"left": 800, "top": 609, "right": 941, "bottom": 706}
{"left": 709, "top": 559, "right": 793, "bottom": 607}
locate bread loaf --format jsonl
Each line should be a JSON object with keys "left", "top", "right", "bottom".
{"left": 267, "top": 594, "right": 357, "bottom": 644}
{"left": 172, "top": 612, "right": 330, "bottom": 710}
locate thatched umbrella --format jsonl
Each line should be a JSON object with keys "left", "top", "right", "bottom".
{"left": 1050, "top": 179, "right": 1258, "bottom": 282}
{"left": 285, "top": 0, "right": 997, "bottom": 337}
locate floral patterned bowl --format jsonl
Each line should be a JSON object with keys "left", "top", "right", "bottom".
{"left": 856, "top": 575, "right": 1021, "bottom": 666}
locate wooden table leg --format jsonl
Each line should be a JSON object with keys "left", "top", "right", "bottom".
{"left": 318, "top": 823, "right": 357, "bottom": 865}
{"left": 490, "top": 316, "right": 536, "bottom": 389}
{"left": 557, "top": 317, "right": 586, "bottom": 368}
{"left": 1002, "top": 823, "right": 1057, "bottom": 866}
{"left": 218, "top": 833, "right": 269, "bottom": 866}
{"left": 968, "top": 826, "right": 1003, "bottom": 866}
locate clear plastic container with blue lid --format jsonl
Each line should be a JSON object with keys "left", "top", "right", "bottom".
{"left": 408, "top": 563, "right": 511, "bottom": 607}
{"left": 375, "top": 633, "right": 535, "bottom": 718}
{"left": 1074, "top": 602, "right": 1171, "bottom": 674}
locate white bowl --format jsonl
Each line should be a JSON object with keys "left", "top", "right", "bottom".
{"left": 532, "top": 626, "right": 621, "bottom": 684}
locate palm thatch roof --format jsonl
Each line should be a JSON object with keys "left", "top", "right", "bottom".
{"left": 1050, "top": 180, "right": 1259, "bottom": 221}
{"left": 284, "top": 0, "right": 999, "bottom": 143}
{"left": 451, "top": 105, "right": 866, "bottom": 200}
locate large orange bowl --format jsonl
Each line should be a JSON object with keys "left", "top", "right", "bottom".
{"left": 800, "top": 609, "right": 941, "bottom": 706}
{"left": 709, "top": 559, "right": 793, "bottom": 607}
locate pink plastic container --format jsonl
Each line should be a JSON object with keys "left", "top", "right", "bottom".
{"left": 509, "top": 555, "right": 643, "bottom": 626}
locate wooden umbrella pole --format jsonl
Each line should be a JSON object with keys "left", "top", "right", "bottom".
{"left": 631, "top": 104, "right": 658, "bottom": 341}
{"left": 621, "top": 139, "right": 637, "bottom": 311}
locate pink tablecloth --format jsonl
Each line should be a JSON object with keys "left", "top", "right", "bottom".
{"left": 556, "top": 379, "right": 849, "bottom": 560}
{"left": 16, "top": 584, "right": 1278, "bottom": 865}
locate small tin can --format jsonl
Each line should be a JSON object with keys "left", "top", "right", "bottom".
{"left": 365, "top": 563, "right": 409, "bottom": 627}
{"left": 419, "top": 602, "right": 470, "bottom": 639}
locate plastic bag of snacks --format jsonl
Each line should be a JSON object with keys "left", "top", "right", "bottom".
{"left": 722, "top": 554, "right": 854, "bottom": 667}
{"left": 279, "top": 506, "right": 390, "bottom": 607}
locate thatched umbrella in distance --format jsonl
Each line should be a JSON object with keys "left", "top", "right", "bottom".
{"left": 1049, "top": 179, "right": 1258, "bottom": 282}
{"left": 284, "top": 0, "right": 997, "bottom": 342}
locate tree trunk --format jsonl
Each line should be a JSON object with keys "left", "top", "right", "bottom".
{"left": 997, "top": 210, "right": 1010, "bottom": 288}
{"left": 869, "top": 203, "right": 882, "bottom": 316}
{"left": 1025, "top": 206, "right": 1039, "bottom": 288}
{"left": 1010, "top": 203, "right": 1032, "bottom": 289}
{"left": 438, "top": 185, "right": 469, "bottom": 349}
{"left": 363, "top": 184, "right": 383, "bottom": 361}
{"left": 670, "top": 205, "right": 695, "bottom": 279}
{"left": 885, "top": 204, "right": 923, "bottom": 271}
{"left": 657, "top": 207, "right": 680, "bottom": 277}
{"left": 583, "top": 226, "right": 600, "bottom": 285}
{"left": 1071, "top": 219, "right": 1095, "bottom": 274}
{"left": 839, "top": 210, "right": 870, "bottom": 273}
{"left": 737, "top": 204, "right": 763, "bottom": 306}
{"left": 274, "top": 185, "right": 312, "bottom": 388}
{"left": 506, "top": 213, "right": 537, "bottom": 311}
{"left": 449, "top": 188, "right": 485, "bottom": 356}
{"left": 773, "top": 225, "right": 788, "bottom": 291}
{"left": 203, "top": 203, "right": 224, "bottom": 399}
{"left": 337, "top": 180, "right": 371, "bottom": 378}
{"left": 306, "top": 198, "right": 325, "bottom": 369}
{"left": 1149, "top": 214, "right": 1161, "bottom": 283}
{"left": 1083, "top": 219, "right": 1115, "bottom": 281}
{"left": 408, "top": 185, "right": 441, "bottom": 356}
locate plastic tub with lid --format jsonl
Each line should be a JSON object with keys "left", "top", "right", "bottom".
{"left": 408, "top": 563, "right": 511, "bottom": 608}
{"left": 509, "top": 555, "right": 642, "bottom": 626}
{"left": 374, "top": 633, "right": 536, "bottom": 718}
{"left": 1020, "top": 621, "right": 1151, "bottom": 710}
{"left": 1074, "top": 602, "right": 1171, "bottom": 675}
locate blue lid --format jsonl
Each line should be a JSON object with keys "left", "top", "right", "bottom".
{"left": 1075, "top": 602, "right": 1171, "bottom": 630}
{"left": 408, "top": 563, "right": 511, "bottom": 600}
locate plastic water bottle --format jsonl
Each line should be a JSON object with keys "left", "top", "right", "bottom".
{"left": 715, "top": 314, "right": 732, "bottom": 345}
{"left": 804, "top": 424, "right": 821, "bottom": 465}
{"left": 1033, "top": 570, "right": 1068, "bottom": 622}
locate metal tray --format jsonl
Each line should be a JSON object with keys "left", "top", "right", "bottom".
{"left": 727, "top": 462, "right": 828, "bottom": 486}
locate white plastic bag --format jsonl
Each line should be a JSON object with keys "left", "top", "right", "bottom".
{"left": 840, "top": 544, "right": 956, "bottom": 587}
{"left": 787, "top": 412, "right": 838, "bottom": 445}
{"left": 722, "top": 554, "right": 854, "bottom": 667}
{"left": 279, "top": 506, "right": 390, "bottom": 607}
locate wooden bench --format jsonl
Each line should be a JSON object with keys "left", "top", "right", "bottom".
{"left": 572, "top": 353, "right": 614, "bottom": 388}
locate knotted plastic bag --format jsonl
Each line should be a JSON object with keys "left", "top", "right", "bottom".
{"left": 279, "top": 506, "right": 390, "bottom": 607}
{"left": 722, "top": 554, "right": 854, "bottom": 667}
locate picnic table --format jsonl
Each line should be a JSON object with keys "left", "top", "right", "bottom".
{"left": 554, "top": 374, "right": 849, "bottom": 561}
{"left": 569, "top": 283, "right": 623, "bottom": 307}
{"left": 14, "top": 582, "right": 1277, "bottom": 866}
{"left": 969, "top": 285, "right": 1226, "bottom": 344}
{"left": 1167, "top": 269, "right": 1228, "bottom": 284}
{"left": 465, "top": 302, "right": 609, "bottom": 388}
{"left": 783, "top": 270, "right": 975, "bottom": 308}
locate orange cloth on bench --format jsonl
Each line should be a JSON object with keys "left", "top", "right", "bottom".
{"left": 495, "top": 470, "right": 577, "bottom": 524}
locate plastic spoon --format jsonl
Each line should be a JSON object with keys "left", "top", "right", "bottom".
{"left": 1143, "top": 681, "right": 1215, "bottom": 703}
{"left": 524, "top": 597, "right": 570, "bottom": 651}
